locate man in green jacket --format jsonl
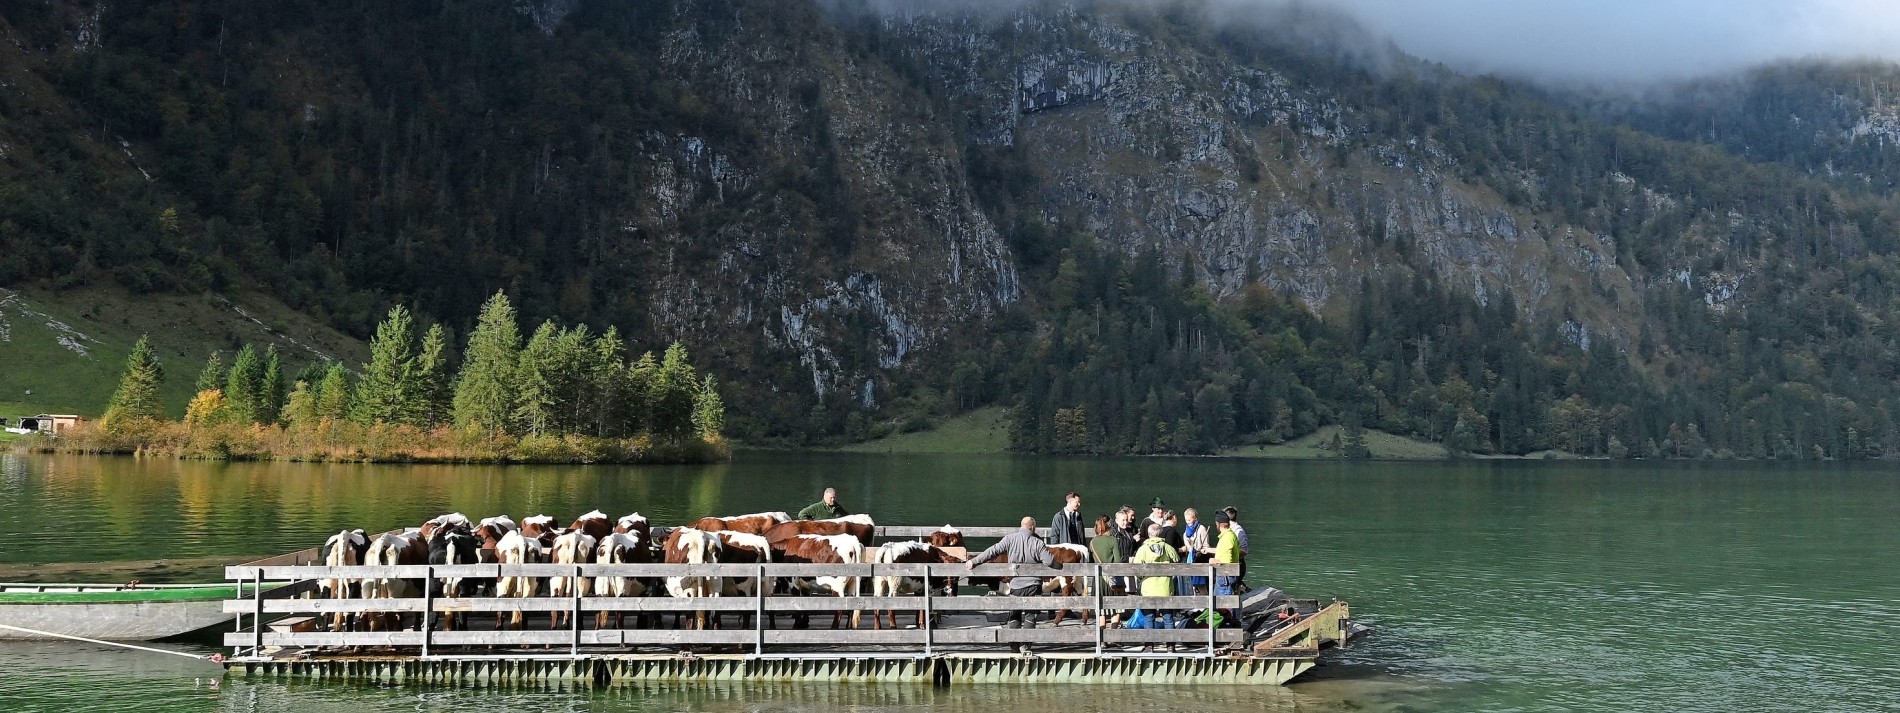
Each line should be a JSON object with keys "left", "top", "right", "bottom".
{"left": 1133, "top": 521, "right": 1183, "bottom": 649}
{"left": 796, "top": 487, "right": 849, "bottom": 520}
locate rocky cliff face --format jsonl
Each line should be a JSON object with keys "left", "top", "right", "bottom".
{"left": 6, "top": 0, "right": 1899, "bottom": 440}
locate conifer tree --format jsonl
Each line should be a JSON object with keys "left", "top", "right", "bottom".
{"left": 513, "top": 321, "right": 560, "bottom": 436}
{"left": 624, "top": 350, "right": 658, "bottom": 436}
{"left": 453, "top": 291, "right": 521, "bottom": 433}
{"left": 354, "top": 305, "right": 416, "bottom": 425}
{"left": 409, "top": 323, "right": 452, "bottom": 427}
{"left": 103, "top": 335, "right": 165, "bottom": 426}
{"left": 316, "top": 363, "right": 352, "bottom": 422}
{"left": 650, "top": 342, "right": 699, "bottom": 441}
{"left": 588, "top": 327, "right": 628, "bottom": 437}
{"left": 283, "top": 380, "right": 319, "bottom": 429}
{"left": 260, "top": 346, "right": 286, "bottom": 424}
{"left": 194, "top": 351, "right": 225, "bottom": 394}
{"left": 693, "top": 375, "right": 725, "bottom": 441}
{"left": 225, "top": 345, "right": 263, "bottom": 424}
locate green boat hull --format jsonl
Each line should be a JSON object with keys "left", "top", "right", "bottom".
{"left": 0, "top": 584, "right": 239, "bottom": 641}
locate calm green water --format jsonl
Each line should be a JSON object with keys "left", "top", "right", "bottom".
{"left": 1, "top": 452, "right": 1896, "bottom": 712}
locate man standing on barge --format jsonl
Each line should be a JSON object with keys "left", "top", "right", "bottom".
{"left": 1050, "top": 491, "right": 1085, "bottom": 546}
{"left": 968, "top": 516, "right": 1056, "bottom": 637}
{"left": 797, "top": 487, "right": 849, "bottom": 520}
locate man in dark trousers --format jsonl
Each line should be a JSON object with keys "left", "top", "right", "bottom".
{"left": 796, "top": 488, "right": 848, "bottom": 520}
{"left": 1050, "top": 492, "right": 1085, "bottom": 546}
{"left": 967, "top": 516, "right": 1056, "bottom": 637}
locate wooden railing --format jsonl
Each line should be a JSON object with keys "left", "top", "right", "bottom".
{"left": 224, "top": 561, "right": 1244, "bottom": 660}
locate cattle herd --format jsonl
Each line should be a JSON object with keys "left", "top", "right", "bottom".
{"left": 312, "top": 510, "right": 997, "bottom": 633}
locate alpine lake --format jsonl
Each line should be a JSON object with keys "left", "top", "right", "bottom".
{"left": 0, "top": 451, "right": 1894, "bottom": 712}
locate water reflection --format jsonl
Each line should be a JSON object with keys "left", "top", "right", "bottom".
{"left": 3, "top": 454, "right": 1899, "bottom": 712}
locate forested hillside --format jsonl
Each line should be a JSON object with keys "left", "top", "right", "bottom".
{"left": 5, "top": 0, "right": 1900, "bottom": 459}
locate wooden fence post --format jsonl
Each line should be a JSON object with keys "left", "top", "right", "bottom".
{"left": 253, "top": 568, "right": 264, "bottom": 655}
{"left": 422, "top": 566, "right": 434, "bottom": 658}
{"left": 755, "top": 564, "right": 766, "bottom": 656}
{"left": 571, "top": 565, "right": 582, "bottom": 656}
{"left": 923, "top": 564, "right": 934, "bottom": 657}
{"left": 1093, "top": 563, "right": 1104, "bottom": 657}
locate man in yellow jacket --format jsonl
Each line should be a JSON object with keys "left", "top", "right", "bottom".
{"left": 1132, "top": 521, "right": 1181, "bottom": 648}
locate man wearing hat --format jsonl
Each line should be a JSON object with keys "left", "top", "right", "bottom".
{"left": 1146, "top": 498, "right": 1184, "bottom": 553}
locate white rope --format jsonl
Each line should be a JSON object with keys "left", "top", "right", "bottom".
{"left": 0, "top": 623, "right": 224, "bottom": 662}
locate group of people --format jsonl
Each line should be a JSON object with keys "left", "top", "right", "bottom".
{"left": 970, "top": 492, "right": 1252, "bottom": 635}
{"left": 795, "top": 486, "right": 1252, "bottom": 643}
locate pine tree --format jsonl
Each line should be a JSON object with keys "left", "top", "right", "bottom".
{"left": 513, "top": 321, "right": 560, "bottom": 436}
{"left": 354, "top": 305, "right": 416, "bottom": 425}
{"left": 650, "top": 342, "right": 699, "bottom": 442}
{"left": 194, "top": 351, "right": 225, "bottom": 394}
{"left": 409, "top": 323, "right": 451, "bottom": 427}
{"left": 103, "top": 336, "right": 165, "bottom": 426}
{"left": 225, "top": 345, "right": 264, "bottom": 424}
{"left": 259, "top": 346, "right": 285, "bottom": 424}
{"left": 693, "top": 375, "right": 725, "bottom": 441}
{"left": 316, "top": 363, "right": 352, "bottom": 422}
{"left": 453, "top": 291, "right": 521, "bottom": 433}
{"left": 283, "top": 380, "right": 319, "bottom": 429}
{"left": 623, "top": 351, "right": 658, "bottom": 436}
{"left": 586, "top": 327, "right": 627, "bottom": 437}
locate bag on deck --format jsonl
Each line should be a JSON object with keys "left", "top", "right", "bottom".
{"left": 1124, "top": 609, "right": 1153, "bottom": 630}
{"left": 1190, "top": 608, "right": 1226, "bottom": 629}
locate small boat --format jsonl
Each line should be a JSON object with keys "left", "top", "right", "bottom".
{"left": 0, "top": 582, "right": 243, "bottom": 641}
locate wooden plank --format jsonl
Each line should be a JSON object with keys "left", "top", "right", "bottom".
{"left": 922, "top": 596, "right": 1097, "bottom": 611}
{"left": 1105, "top": 629, "right": 1244, "bottom": 644}
{"left": 877, "top": 526, "right": 1047, "bottom": 539}
{"left": 1096, "top": 564, "right": 1239, "bottom": 576}
{"left": 762, "top": 630, "right": 928, "bottom": 645}
{"left": 231, "top": 596, "right": 768, "bottom": 614}
{"left": 1104, "top": 595, "right": 1241, "bottom": 609}
{"left": 230, "top": 562, "right": 1202, "bottom": 580}
{"left": 229, "top": 592, "right": 1236, "bottom": 615}
{"left": 225, "top": 631, "right": 425, "bottom": 647}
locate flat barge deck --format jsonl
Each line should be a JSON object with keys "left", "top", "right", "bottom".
{"left": 223, "top": 526, "right": 1359, "bottom": 686}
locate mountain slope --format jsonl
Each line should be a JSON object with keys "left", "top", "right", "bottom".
{"left": 2, "top": 0, "right": 1899, "bottom": 457}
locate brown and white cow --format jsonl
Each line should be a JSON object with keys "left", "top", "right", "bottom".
{"left": 663, "top": 527, "right": 723, "bottom": 630}
{"left": 762, "top": 514, "right": 876, "bottom": 548}
{"left": 474, "top": 516, "right": 517, "bottom": 562}
{"left": 419, "top": 512, "right": 470, "bottom": 541}
{"left": 710, "top": 531, "right": 774, "bottom": 628}
{"left": 968, "top": 543, "right": 1094, "bottom": 625}
{"left": 594, "top": 530, "right": 650, "bottom": 630}
{"left": 494, "top": 530, "right": 545, "bottom": 630}
{"left": 1042, "top": 543, "right": 1095, "bottom": 626}
{"left": 870, "top": 541, "right": 965, "bottom": 629}
{"left": 928, "top": 525, "right": 965, "bottom": 548}
{"left": 773, "top": 534, "right": 865, "bottom": 629}
{"left": 547, "top": 529, "right": 597, "bottom": 630}
{"left": 615, "top": 513, "right": 651, "bottom": 540}
{"left": 689, "top": 511, "right": 790, "bottom": 535}
{"left": 569, "top": 510, "right": 612, "bottom": 542}
{"left": 520, "top": 515, "right": 560, "bottom": 547}
{"left": 318, "top": 529, "right": 368, "bottom": 631}
{"left": 363, "top": 530, "right": 430, "bottom": 631}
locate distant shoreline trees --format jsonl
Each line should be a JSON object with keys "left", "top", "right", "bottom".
{"left": 68, "top": 292, "right": 727, "bottom": 464}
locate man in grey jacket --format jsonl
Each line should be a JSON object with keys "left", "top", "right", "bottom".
{"left": 968, "top": 516, "right": 1056, "bottom": 630}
